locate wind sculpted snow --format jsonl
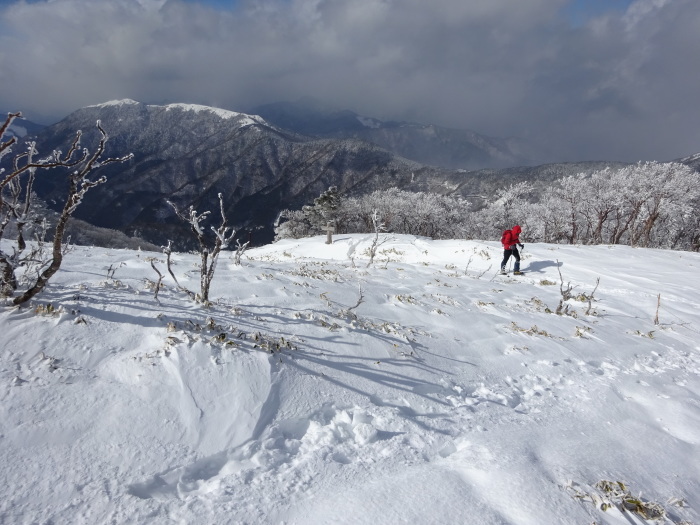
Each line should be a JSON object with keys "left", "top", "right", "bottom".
{"left": 1, "top": 236, "right": 699, "bottom": 524}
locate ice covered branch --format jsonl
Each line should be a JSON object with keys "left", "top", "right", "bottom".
{"left": 168, "top": 193, "right": 235, "bottom": 304}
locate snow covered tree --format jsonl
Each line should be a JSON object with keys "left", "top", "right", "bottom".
{"left": 529, "top": 187, "right": 570, "bottom": 243}
{"left": 514, "top": 162, "right": 700, "bottom": 249}
{"left": 276, "top": 186, "right": 345, "bottom": 240}
{"left": 365, "top": 209, "right": 387, "bottom": 267}
{"left": 619, "top": 162, "right": 699, "bottom": 248}
{"left": 303, "top": 186, "right": 343, "bottom": 233}
{"left": 1, "top": 113, "right": 132, "bottom": 304}
{"left": 275, "top": 163, "right": 698, "bottom": 252}
{"left": 274, "top": 208, "right": 310, "bottom": 240}
{"left": 472, "top": 181, "right": 535, "bottom": 240}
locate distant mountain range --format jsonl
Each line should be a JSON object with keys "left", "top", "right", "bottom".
{"left": 679, "top": 152, "right": 700, "bottom": 172}
{"left": 4, "top": 114, "right": 45, "bottom": 140}
{"left": 251, "top": 100, "right": 531, "bottom": 170}
{"left": 3, "top": 100, "right": 698, "bottom": 247}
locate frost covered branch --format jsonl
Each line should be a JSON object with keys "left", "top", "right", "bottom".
{"left": 2, "top": 118, "right": 132, "bottom": 305}
{"left": 366, "top": 210, "right": 388, "bottom": 268}
{"left": 168, "top": 193, "right": 235, "bottom": 304}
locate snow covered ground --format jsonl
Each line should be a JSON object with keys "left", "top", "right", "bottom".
{"left": 1, "top": 235, "right": 699, "bottom": 524}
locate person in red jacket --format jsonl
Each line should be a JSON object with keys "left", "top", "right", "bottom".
{"left": 500, "top": 225, "right": 524, "bottom": 275}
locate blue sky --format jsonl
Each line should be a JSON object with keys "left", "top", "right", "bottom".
{"left": 182, "top": 0, "right": 239, "bottom": 10}
{"left": 564, "top": 0, "right": 635, "bottom": 24}
{"left": 2, "top": 0, "right": 699, "bottom": 163}
{"left": 183, "top": 0, "right": 637, "bottom": 23}
{"left": 2, "top": 0, "right": 636, "bottom": 22}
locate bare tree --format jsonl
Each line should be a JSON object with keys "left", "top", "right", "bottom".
{"left": 232, "top": 239, "right": 250, "bottom": 265}
{"left": 555, "top": 261, "right": 574, "bottom": 316}
{"left": 366, "top": 209, "right": 389, "bottom": 267}
{"left": 168, "top": 193, "right": 235, "bottom": 304}
{"left": 1, "top": 114, "right": 132, "bottom": 304}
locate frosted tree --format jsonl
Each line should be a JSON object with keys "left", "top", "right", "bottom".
{"left": 168, "top": 193, "right": 235, "bottom": 304}
{"left": 302, "top": 186, "right": 343, "bottom": 234}
{"left": 274, "top": 209, "right": 309, "bottom": 240}
{"left": 528, "top": 187, "right": 570, "bottom": 243}
{"left": 576, "top": 168, "right": 625, "bottom": 244}
{"left": 475, "top": 181, "right": 535, "bottom": 240}
{"left": 275, "top": 186, "right": 346, "bottom": 240}
{"left": 278, "top": 187, "right": 472, "bottom": 240}
{"left": 516, "top": 162, "right": 699, "bottom": 249}
{"left": 276, "top": 167, "right": 698, "bottom": 251}
{"left": 1, "top": 113, "right": 132, "bottom": 304}
{"left": 622, "top": 162, "right": 699, "bottom": 247}
{"left": 366, "top": 209, "right": 387, "bottom": 267}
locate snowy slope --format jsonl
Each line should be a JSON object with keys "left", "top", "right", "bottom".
{"left": 1, "top": 236, "right": 699, "bottom": 524}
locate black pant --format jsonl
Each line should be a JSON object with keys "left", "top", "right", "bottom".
{"left": 501, "top": 247, "right": 520, "bottom": 272}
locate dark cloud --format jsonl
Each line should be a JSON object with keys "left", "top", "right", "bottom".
{"left": 1, "top": 0, "right": 699, "bottom": 163}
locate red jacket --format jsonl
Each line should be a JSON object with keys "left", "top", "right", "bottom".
{"left": 501, "top": 225, "right": 522, "bottom": 249}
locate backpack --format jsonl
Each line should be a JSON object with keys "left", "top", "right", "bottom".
{"left": 501, "top": 229, "right": 512, "bottom": 246}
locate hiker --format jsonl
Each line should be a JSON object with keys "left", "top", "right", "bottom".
{"left": 500, "top": 225, "right": 524, "bottom": 275}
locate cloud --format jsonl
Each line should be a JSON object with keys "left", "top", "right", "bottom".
{"left": 1, "top": 0, "right": 699, "bottom": 163}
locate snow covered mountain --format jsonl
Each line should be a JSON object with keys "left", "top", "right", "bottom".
{"left": 252, "top": 100, "right": 532, "bottom": 170}
{"left": 27, "top": 99, "right": 452, "bottom": 247}
{"left": 1, "top": 113, "right": 45, "bottom": 140}
{"left": 679, "top": 152, "right": 700, "bottom": 172}
{"left": 1, "top": 235, "right": 699, "bottom": 523}
{"left": 19, "top": 100, "right": 629, "bottom": 248}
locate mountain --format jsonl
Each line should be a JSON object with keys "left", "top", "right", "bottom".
{"left": 28, "top": 99, "right": 439, "bottom": 247}
{"left": 2, "top": 113, "right": 46, "bottom": 140}
{"left": 10, "top": 100, "right": 629, "bottom": 248}
{"left": 679, "top": 152, "right": 700, "bottom": 172}
{"left": 252, "top": 100, "right": 532, "bottom": 170}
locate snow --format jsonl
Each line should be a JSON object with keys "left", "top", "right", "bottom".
{"left": 680, "top": 152, "right": 700, "bottom": 163}
{"left": 88, "top": 99, "right": 141, "bottom": 108}
{"left": 1, "top": 235, "right": 699, "bottom": 524}
{"left": 7, "top": 124, "right": 27, "bottom": 138}
{"left": 85, "top": 100, "right": 266, "bottom": 128}
{"left": 356, "top": 116, "right": 382, "bottom": 129}
{"left": 159, "top": 103, "right": 264, "bottom": 127}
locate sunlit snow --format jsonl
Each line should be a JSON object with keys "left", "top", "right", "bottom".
{"left": 1, "top": 235, "right": 699, "bottom": 524}
{"left": 89, "top": 99, "right": 141, "bottom": 108}
{"left": 160, "top": 103, "right": 264, "bottom": 127}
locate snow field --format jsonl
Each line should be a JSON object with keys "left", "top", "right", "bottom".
{"left": 1, "top": 235, "right": 699, "bottom": 524}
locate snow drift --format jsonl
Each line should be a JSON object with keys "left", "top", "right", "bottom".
{"left": 1, "top": 235, "right": 699, "bottom": 524}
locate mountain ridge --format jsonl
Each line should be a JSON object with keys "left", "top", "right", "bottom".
{"left": 251, "top": 99, "right": 532, "bottom": 170}
{"left": 5, "top": 100, "right": 698, "bottom": 248}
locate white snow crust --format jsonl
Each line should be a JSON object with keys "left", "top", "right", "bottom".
{"left": 158, "top": 103, "right": 264, "bottom": 126}
{"left": 357, "top": 116, "right": 382, "bottom": 129}
{"left": 681, "top": 152, "right": 700, "bottom": 163}
{"left": 85, "top": 100, "right": 266, "bottom": 127}
{"left": 88, "top": 99, "right": 141, "bottom": 108}
{"left": 1, "top": 235, "right": 699, "bottom": 524}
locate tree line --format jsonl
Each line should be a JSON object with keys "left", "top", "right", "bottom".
{"left": 276, "top": 162, "right": 700, "bottom": 251}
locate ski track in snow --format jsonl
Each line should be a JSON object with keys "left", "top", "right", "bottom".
{"left": 1, "top": 236, "right": 699, "bottom": 524}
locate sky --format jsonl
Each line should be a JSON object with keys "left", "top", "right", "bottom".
{"left": 1, "top": 0, "right": 699, "bottom": 163}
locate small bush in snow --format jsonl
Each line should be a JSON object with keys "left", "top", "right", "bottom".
{"left": 566, "top": 479, "right": 669, "bottom": 521}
